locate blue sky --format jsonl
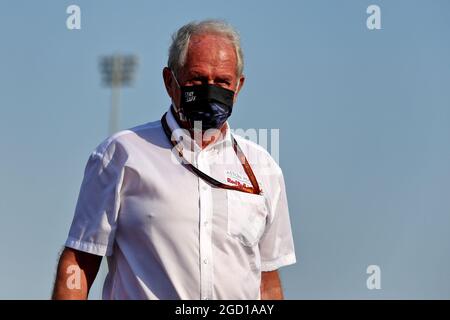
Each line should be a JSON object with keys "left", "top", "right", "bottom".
{"left": 1, "top": 0, "right": 450, "bottom": 299}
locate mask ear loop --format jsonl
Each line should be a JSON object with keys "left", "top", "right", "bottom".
{"left": 170, "top": 69, "right": 188, "bottom": 122}
{"left": 232, "top": 78, "right": 241, "bottom": 103}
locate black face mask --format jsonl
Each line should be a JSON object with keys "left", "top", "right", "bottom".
{"left": 172, "top": 72, "right": 236, "bottom": 130}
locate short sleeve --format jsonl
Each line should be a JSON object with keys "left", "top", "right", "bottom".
{"left": 259, "top": 171, "right": 296, "bottom": 271}
{"left": 65, "top": 141, "right": 125, "bottom": 256}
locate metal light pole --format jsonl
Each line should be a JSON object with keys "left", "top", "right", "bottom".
{"left": 99, "top": 54, "right": 138, "bottom": 134}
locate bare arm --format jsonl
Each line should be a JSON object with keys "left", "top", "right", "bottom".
{"left": 52, "top": 247, "right": 102, "bottom": 300}
{"left": 260, "top": 270, "right": 284, "bottom": 300}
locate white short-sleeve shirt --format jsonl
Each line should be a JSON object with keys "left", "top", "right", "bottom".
{"left": 65, "top": 107, "right": 296, "bottom": 300}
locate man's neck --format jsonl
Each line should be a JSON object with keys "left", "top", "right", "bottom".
{"left": 194, "top": 123, "right": 228, "bottom": 149}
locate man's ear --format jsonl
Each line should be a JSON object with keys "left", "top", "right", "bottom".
{"left": 163, "top": 67, "right": 182, "bottom": 110}
{"left": 162, "top": 67, "right": 174, "bottom": 98}
{"left": 234, "top": 74, "right": 245, "bottom": 102}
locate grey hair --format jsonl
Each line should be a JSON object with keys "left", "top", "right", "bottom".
{"left": 168, "top": 19, "right": 244, "bottom": 77}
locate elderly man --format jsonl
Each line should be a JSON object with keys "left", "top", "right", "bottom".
{"left": 52, "top": 19, "right": 296, "bottom": 300}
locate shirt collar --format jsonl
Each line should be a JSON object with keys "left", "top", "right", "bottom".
{"left": 165, "top": 105, "right": 232, "bottom": 154}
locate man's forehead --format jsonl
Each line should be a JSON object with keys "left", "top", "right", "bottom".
{"left": 183, "top": 34, "right": 237, "bottom": 76}
{"left": 187, "top": 34, "right": 235, "bottom": 58}
{"left": 185, "top": 68, "right": 235, "bottom": 79}
{"left": 189, "top": 33, "right": 233, "bottom": 46}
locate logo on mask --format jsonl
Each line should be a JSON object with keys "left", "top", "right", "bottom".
{"left": 185, "top": 91, "right": 196, "bottom": 103}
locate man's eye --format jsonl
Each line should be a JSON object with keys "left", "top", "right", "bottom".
{"left": 217, "top": 80, "right": 231, "bottom": 87}
{"left": 185, "top": 78, "right": 203, "bottom": 86}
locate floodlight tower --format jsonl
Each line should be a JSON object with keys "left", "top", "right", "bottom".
{"left": 99, "top": 54, "right": 138, "bottom": 134}
{"left": 95, "top": 54, "right": 137, "bottom": 299}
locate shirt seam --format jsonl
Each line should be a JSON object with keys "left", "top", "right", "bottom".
{"left": 65, "top": 236, "right": 112, "bottom": 256}
{"left": 260, "top": 252, "right": 296, "bottom": 271}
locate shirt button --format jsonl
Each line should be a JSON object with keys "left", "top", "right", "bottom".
{"left": 204, "top": 221, "right": 208, "bottom": 226}
{"left": 202, "top": 185, "right": 207, "bottom": 191}
{"left": 203, "top": 258, "right": 208, "bottom": 264}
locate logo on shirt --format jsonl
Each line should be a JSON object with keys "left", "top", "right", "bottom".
{"left": 225, "top": 170, "right": 252, "bottom": 189}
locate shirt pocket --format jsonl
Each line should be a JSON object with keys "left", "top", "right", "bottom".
{"left": 226, "top": 190, "right": 269, "bottom": 247}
